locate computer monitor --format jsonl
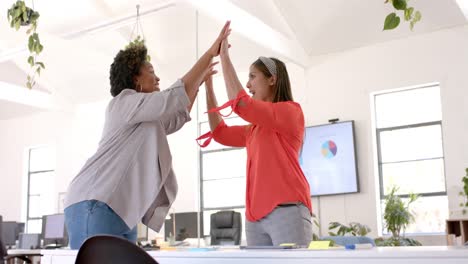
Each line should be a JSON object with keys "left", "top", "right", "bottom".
{"left": 41, "top": 214, "right": 68, "bottom": 247}
{"left": 18, "top": 233, "right": 41, "bottom": 249}
{"left": 1, "top": 221, "right": 18, "bottom": 247}
{"left": 137, "top": 223, "right": 148, "bottom": 242}
{"left": 16, "top": 223, "right": 24, "bottom": 238}
{"left": 164, "top": 212, "right": 203, "bottom": 241}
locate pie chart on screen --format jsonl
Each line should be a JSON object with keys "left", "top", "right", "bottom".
{"left": 321, "top": 140, "right": 337, "bottom": 158}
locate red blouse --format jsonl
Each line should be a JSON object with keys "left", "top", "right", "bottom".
{"left": 198, "top": 89, "right": 312, "bottom": 221}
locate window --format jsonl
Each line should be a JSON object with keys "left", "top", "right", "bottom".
{"left": 197, "top": 74, "right": 249, "bottom": 214}
{"left": 26, "top": 146, "right": 56, "bottom": 233}
{"left": 373, "top": 84, "right": 448, "bottom": 234}
{"left": 199, "top": 117, "right": 248, "bottom": 210}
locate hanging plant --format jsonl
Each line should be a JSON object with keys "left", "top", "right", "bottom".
{"left": 7, "top": 0, "right": 45, "bottom": 89}
{"left": 125, "top": 5, "right": 151, "bottom": 62}
{"left": 125, "top": 35, "right": 151, "bottom": 62}
{"left": 383, "top": 0, "right": 422, "bottom": 31}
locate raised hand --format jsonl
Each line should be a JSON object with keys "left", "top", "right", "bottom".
{"left": 220, "top": 37, "right": 230, "bottom": 58}
{"left": 201, "top": 61, "right": 219, "bottom": 87}
{"left": 208, "top": 21, "right": 231, "bottom": 57}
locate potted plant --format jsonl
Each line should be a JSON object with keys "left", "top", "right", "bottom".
{"left": 383, "top": 0, "right": 422, "bottom": 31}
{"left": 328, "top": 222, "right": 371, "bottom": 237}
{"left": 7, "top": 0, "right": 44, "bottom": 89}
{"left": 375, "top": 186, "right": 422, "bottom": 246}
{"left": 458, "top": 168, "right": 468, "bottom": 215}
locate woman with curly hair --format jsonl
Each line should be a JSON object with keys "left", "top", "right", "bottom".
{"left": 63, "top": 22, "right": 231, "bottom": 249}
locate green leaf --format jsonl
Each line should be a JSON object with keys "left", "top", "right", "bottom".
{"left": 36, "top": 62, "right": 45, "bottom": 69}
{"left": 414, "top": 11, "right": 422, "bottom": 22}
{"left": 384, "top": 13, "right": 400, "bottom": 30}
{"left": 22, "top": 9, "right": 28, "bottom": 22}
{"left": 36, "top": 67, "right": 41, "bottom": 76}
{"left": 26, "top": 81, "right": 32, "bottom": 89}
{"left": 329, "top": 222, "right": 340, "bottom": 229}
{"left": 27, "top": 55, "right": 34, "bottom": 66}
{"left": 14, "top": 8, "right": 22, "bottom": 19}
{"left": 392, "top": 0, "right": 407, "bottom": 10}
{"left": 28, "top": 35, "right": 34, "bottom": 52}
{"left": 14, "top": 20, "right": 21, "bottom": 30}
{"left": 31, "top": 11, "right": 40, "bottom": 21}
{"left": 404, "top": 7, "right": 414, "bottom": 21}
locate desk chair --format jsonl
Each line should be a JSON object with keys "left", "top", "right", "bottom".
{"left": 321, "top": 236, "right": 376, "bottom": 247}
{"left": 210, "top": 211, "right": 242, "bottom": 245}
{"left": 75, "top": 235, "right": 157, "bottom": 264}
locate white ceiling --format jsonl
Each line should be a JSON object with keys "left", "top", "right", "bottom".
{"left": 0, "top": 0, "right": 467, "bottom": 119}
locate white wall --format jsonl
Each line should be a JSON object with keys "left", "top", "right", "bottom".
{"left": 0, "top": 110, "right": 74, "bottom": 221}
{"left": 303, "top": 25, "right": 468, "bottom": 239}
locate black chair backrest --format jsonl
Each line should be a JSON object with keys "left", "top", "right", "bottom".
{"left": 210, "top": 211, "right": 242, "bottom": 245}
{"left": 0, "top": 239, "right": 7, "bottom": 260}
{"left": 75, "top": 235, "right": 157, "bottom": 264}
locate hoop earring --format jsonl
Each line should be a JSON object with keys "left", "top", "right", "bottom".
{"left": 136, "top": 83, "right": 142, "bottom": 92}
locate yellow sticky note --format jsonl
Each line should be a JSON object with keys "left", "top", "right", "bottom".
{"left": 279, "top": 243, "right": 296, "bottom": 247}
{"left": 308, "top": 240, "right": 330, "bottom": 249}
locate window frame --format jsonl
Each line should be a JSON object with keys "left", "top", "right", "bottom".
{"left": 376, "top": 120, "right": 447, "bottom": 199}
{"left": 373, "top": 84, "right": 448, "bottom": 235}
{"left": 26, "top": 147, "right": 55, "bottom": 232}
{"left": 198, "top": 119, "right": 247, "bottom": 212}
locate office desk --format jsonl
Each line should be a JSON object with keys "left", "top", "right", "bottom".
{"left": 40, "top": 246, "right": 468, "bottom": 264}
{"left": 7, "top": 249, "right": 42, "bottom": 264}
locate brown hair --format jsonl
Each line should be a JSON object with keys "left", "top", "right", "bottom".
{"left": 251, "top": 57, "right": 293, "bottom": 102}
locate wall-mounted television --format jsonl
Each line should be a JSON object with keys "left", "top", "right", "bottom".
{"left": 299, "top": 121, "right": 359, "bottom": 196}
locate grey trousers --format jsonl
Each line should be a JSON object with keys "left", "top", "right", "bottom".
{"left": 245, "top": 204, "right": 313, "bottom": 246}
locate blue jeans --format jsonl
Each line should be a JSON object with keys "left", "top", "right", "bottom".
{"left": 64, "top": 200, "right": 137, "bottom": 249}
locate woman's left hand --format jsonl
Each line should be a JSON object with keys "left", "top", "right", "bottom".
{"left": 208, "top": 21, "right": 231, "bottom": 57}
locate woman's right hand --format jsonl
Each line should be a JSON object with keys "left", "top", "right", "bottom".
{"left": 208, "top": 21, "right": 231, "bottom": 57}
{"left": 203, "top": 61, "right": 218, "bottom": 88}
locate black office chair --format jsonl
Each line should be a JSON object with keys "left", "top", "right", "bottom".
{"left": 210, "top": 211, "right": 242, "bottom": 245}
{"left": 75, "top": 235, "right": 158, "bottom": 264}
{"left": 1, "top": 239, "right": 7, "bottom": 261}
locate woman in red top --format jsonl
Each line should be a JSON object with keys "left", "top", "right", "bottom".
{"left": 199, "top": 35, "right": 312, "bottom": 246}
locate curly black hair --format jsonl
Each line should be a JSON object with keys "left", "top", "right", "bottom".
{"left": 109, "top": 44, "right": 148, "bottom": 97}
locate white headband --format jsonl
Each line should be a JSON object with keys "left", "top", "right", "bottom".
{"left": 259, "top": 56, "right": 277, "bottom": 76}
